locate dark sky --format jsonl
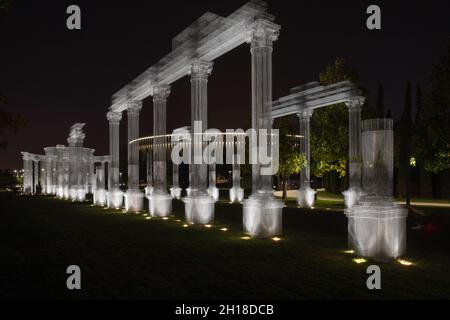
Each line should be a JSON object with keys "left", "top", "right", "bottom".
{"left": 0, "top": 0, "right": 448, "bottom": 169}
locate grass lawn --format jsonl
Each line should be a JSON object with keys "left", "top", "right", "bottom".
{"left": 1, "top": 192, "right": 450, "bottom": 299}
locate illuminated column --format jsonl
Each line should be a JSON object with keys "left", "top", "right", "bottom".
{"left": 88, "top": 154, "right": 95, "bottom": 194}
{"left": 230, "top": 162, "right": 244, "bottom": 203}
{"left": 342, "top": 97, "right": 364, "bottom": 208}
{"left": 21, "top": 152, "right": 33, "bottom": 194}
{"left": 124, "top": 100, "right": 144, "bottom": 212}
{"left": 145, "top": 150, "right": 153, "bottom": 196}
{"left": 100, "top": 161, "right": 106, "bottom": 188}
{"left": 45, "top": 157, "right": 53, "bottom": 194}
{"left": 183, "top": 60, "right": 215, "bottom": 224}
{"left": 243, "top": 19, "right": 284, "bottom": 238}
{"left": 33, "top": 159, "right": 39, "bottom": 195}
{"left": 40, "top": 158, "right": 46, "bottom": 194}
{"left": 170, "top": 162, "right": 182, "bottom": 199}
{"left": 297, "top": 109, "right": 315, "bottom": 208}
{"left": 207, "top": 164, "right": 219, "bottom": 201}
{"left": 94, "top": 160, "right": 107, "bottom": 206}
{"left": 147, "top": 85, "right": 172, "bottom": 217}
{"left": 107, "top": 111, "right": 123, "bottom": 209}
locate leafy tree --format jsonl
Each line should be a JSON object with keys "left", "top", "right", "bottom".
{"left": 1, "top": 1, "right": 23, "bottom": 149}
{"left": 275, "top": 118, "right": 306, "bottom": 200}
{"left": 0, "top": 0, "right": 11, "bottom": 14}
{"left": 0, "top": 169, "right": 17, "bottom": 191}
{"left": 311, "top": 58, "right": 372, "bottom": 181}
{"left": 417, "top": 40, "right": 450, "bottom": 174}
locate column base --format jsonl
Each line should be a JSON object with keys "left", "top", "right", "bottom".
{"left": 346, "top": 201, "right": 408, "bottom": 261}
{"left": 94, "top": 189, "right": 108, "bottom": 206}
{"left": 145, "top": 186, "right": 154, "bottom": 197}
{"left": 147, "top": 191, "right": 172, "bottom": 217}
{"left": 170, "top": 187, "right": 182, "bottom": 199}
{"left": 124, "top": 190, "right": 144, "bottom": 212}
{"left": 229, "top": 186, "right": 244, "bottom": 203}
{"left": 207, "top": 186, "right": 219, "bottom": 202}
{"left": 185, "top": 188, "right": 192, "bottom": 197}
{"left": 342, "top": 188, "right": 362, "bottom": 209}
{"left": 297, "top": 186, "right": 316, "bottom": 208}
{"left": 69, "top": 188, "right": 86, "bottom": 202}
{"left": 108, "top": 189, "right": 124, "bottom": 209}
{"left": 63, "top": 187, "right": 70, "bottom": 200}
{"left": 76, "top": 188, "right": 86, "bottom": 202}
{"left": 243, "top": 194, "right": 284, "bottom": 238}
{"left": 183, "top": 194, "right": 215, "bottom": 225}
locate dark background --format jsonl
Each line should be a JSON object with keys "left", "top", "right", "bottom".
{"left": 0, "top": 0, "right": 448, "bottom": 169}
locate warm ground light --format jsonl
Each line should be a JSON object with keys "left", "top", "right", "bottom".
{"left": 1, "top": 192, "right": 450, "bottom": 299}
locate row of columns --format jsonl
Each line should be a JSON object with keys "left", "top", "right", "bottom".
{"left": 100, "top": 18, "right": 282, "bottom": 238}
{"left": 100, "top": 18, "right": 283, "bottom": 237}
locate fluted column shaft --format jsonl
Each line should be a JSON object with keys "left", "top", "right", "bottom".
{"left": 127, "top": 101, "right": 142, "bottom": 191}
{"left": 100, "top": 162, "right": 106, "bottom": 189}
{"left": 107, "top": 111, "right": 122, "bottom": 191}
{"left": 249, "top": 20, "right": 279, "bottom": 194}
{"left": 152, "top": 85, "right": 171, "bottom": 193}
{"left": 22, "top": 153, "right": 33, "bottom": 194}
{"left": 346, "top": 98, "right": 364, "bottom": 191}
{"left": 189, "top": 61, "right": 213, "bottom": 196}
{"left": 33, "top": 160, "right": 39, "bottom": 194}
{"left": 298, "top": 110, "right": 313, "bottom": 189}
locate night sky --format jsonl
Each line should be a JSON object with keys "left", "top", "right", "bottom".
{"left": 0, "top": 0, "right": 448, "bottom": 169}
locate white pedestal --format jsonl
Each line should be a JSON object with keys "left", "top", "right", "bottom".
{"left": 147, "top": 192, "right": 172, "bottom": 217}
{"left": 145, "top": 186, "right": 154, "bottom": 197}
{"left": 76, "top": 188, "right": 86, "bottom": 202}
{"left": 297, "top": 186, "right": 316, "bottom": 208}
{"left": 183, "top": 195, "right": 215, "bottom": 224}
{"left": 108, "top": 189, "right": 124, "bottom": 209}
{"left": 346, "top": 201, "right": 408, "bottom": 261}
{"left": 243, "top": 195, "right": 284, "bottom": 238}
{"left": 342, "top": 188, "right": 362, "bottom": 209}
{"left": 69, "top": 188, "right": 76, "bottom": 201}
{"left": 124, "top": 190, "right": 144, "bottom": 212}
{"left": 63, "top": 187, "right": 70, "bottom": 200}
{"left": 170, "top": 187, "right": 182, "bottom": 199}
{"left": 207, "top": 186, "right": 219, "bottom": 202}
{"left": 94, "top": 189, "right": 107, "bottom": 206}
{"left": 229, "top": 186, "right": 244, "bottom": 203}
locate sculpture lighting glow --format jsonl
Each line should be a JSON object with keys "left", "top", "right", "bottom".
{"left": 296, "top": 186, "right": 316, "bottom": 208}
{"left": 243, "top": 196, "right": 284, "bottom": 238}
{"left": 229, "top": 186, "right": 244, "bottom": 203}
{"left": 346, "top": 119, "right": 408, "bottom": 261}
{"left": 93, "top": 157, "right": 109, "bottom": 206}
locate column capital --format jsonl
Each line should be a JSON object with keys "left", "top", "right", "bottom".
{"left": 297, "top": 109, "right": 313, "bottom": 120}
{"left": 346, "top": 96, "right": 365, "bottom": 111}
{"left": 126, "top": 100, "right": 142, "bottom": 115}
{"left": 247, "top": 19, "right": 280, "bottom": 50}
{"left": 152, "top": 85, "right": 171, "bottom": 101}
{"left": 189, "top": 60, "right": 213, "bottom": 81}
{"left": 107, "top": 111, "right": 122, "bottom": 124}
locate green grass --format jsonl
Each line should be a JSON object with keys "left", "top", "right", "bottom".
{"left": 1, "top": 193, "right": 450, "bottom": 299}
